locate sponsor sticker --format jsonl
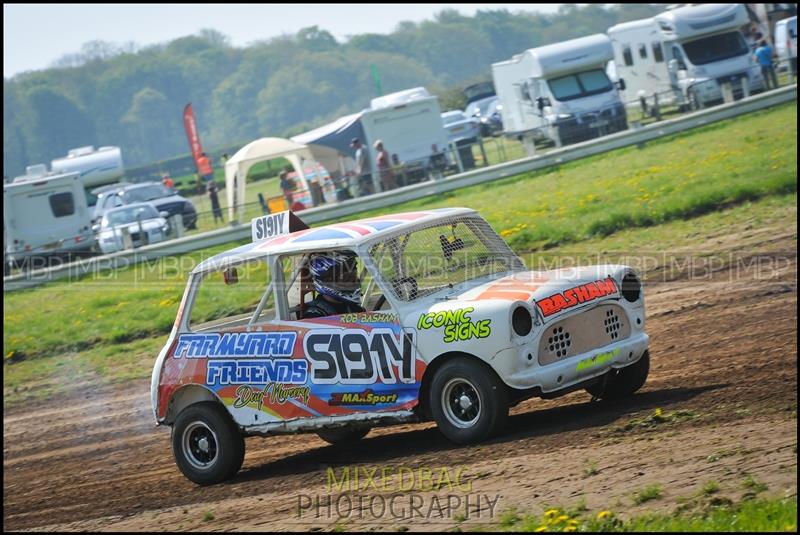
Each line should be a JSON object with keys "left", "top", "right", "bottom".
{"left": 537, "top": 277, "right": 618, "bottom": 317}
{"left": 417, "top": 307, "right": 491, "bottom": 343}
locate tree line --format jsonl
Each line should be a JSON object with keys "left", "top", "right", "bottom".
{"left": 3, "top": 5, "right": 663, "bottom": 178}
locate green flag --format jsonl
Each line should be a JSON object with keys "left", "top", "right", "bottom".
{"left": 370, "top": 64, "right": 383, "bottom": 97}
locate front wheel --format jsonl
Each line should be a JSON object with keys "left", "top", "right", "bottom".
{"left": 172, "top": 401, "right": 245, "bottom": 485}
{"left": 316, "top": 426, "right": 371, "bottom": 445}
{"left": 429, "top": 358, "right": 509, "bottom": 444}
{"left": 586, "top": 351, "right": 650, "bottom": 400}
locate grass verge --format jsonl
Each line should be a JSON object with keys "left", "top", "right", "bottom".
{"left": 493, "top": 496, "right": 797, "bottom": 531}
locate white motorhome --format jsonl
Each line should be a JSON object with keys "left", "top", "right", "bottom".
{"left": 608, "top": 4, "right": 765, "bottom": 110}
{"left": 360, "top": 87, "right": 450, "bottom": 190}
{"left": 774, "top": 15, "right": 797, "bottom": 74}
{"left": 492, "top": 34, "right": 628, "bottom": 149}
{"left": 51, "top": 145, "right": 125, "bottom": 190}
{"left": 4, "top": 171, "right": 94, "bottom": 267}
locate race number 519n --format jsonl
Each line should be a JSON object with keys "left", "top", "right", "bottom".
{"left": 304, "top": 329, "right": 416, "bottom": 385}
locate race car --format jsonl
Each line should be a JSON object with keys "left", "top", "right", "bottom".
{"left": 151, "top": 208, "right": 650, "bottom": 484}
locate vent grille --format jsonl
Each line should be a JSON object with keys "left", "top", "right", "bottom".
{"left": 605, "top": 308, "right": 622, "bottom": 340}
{"left": 538, "top": 303, "right": 631, "bottom": 366}
{"left": 547, "top": 326, "right": 572, "bottom": 359}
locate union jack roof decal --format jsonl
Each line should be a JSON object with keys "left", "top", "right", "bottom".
{"left": 193, "top": 207, "right": 475, "bottom": 274}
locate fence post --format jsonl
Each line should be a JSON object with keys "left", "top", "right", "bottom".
{"left": 137, "top": 217, "right": 148, "bottom": 246}
{"left": 120, "top": 227, "right": 133, "bottom": 250}
{"left": 653, "top": 93, "right": 662, "bottom": 121}
{"left": 450, "top": 142, "right": 464, "bottom": 173}
{"left": 170, "top": 214, "right": 185, "bottom": 239}
{"left": 721, "top": 81, "right": 734, "bottom": 104}
{"left": 478, "top": 137, "right": 489, "bottom": 167}
{"left": 522, "top": 134, "right": 537, "bottom": 157}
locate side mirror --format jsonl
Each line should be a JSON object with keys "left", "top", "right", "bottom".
{"left": 536, "top": 97, "right": 550, "bottom": 111}
{"left": 92, "top": 224, "right": 100, "bottom": 233}
{"left": 223, "top": 266, "right": 239, "bottom": 285}
{"left": 616, "top": 78, "right": 626, "bottom": 91}
{"left": 159, "top": 211, "right": 169, "bottom": 219}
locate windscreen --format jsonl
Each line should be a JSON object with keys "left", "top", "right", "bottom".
{"left": 681, "top": 31, "right": 748, "bottom": 66}
{"left": 548, "top": 69, "right": 614, "bottom": 101}
{"left": 442, "top": 112, "right": 466, "bottom": 126}
{"left": 368, "top": 216, "right": 526, "bottom": 302}
{"left": 122, "top": 184, "right": 170, "bottom": 203}
{"left": 105, "top": 204, "right": 159, "bottom": 226}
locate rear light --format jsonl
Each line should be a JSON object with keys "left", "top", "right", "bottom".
{"left": 24, "top": 245, "right": 31, "bottom": 251}
{"left": 75, "top": 236, "right": 83, "bottom": 243}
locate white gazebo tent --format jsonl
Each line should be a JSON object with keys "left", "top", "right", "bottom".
{"left": 224, "top": 137, "right": 348, "bottom": 221}
{"left": 224, "top": 137, "right": 315, "bottom": 222}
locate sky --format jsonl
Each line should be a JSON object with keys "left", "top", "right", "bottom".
{"left": 3, "top": 3, "right": 564, "bottom": 78}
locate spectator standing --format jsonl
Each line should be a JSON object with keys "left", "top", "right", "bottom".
{"left": 374, "top": 140, "right": 397, "bottom": 191}
{"left": 207, "top": 181, "right": 224, "bottom": 224}
{"left": 350, "top": 138, "right": 374, "bottom": 196}
{"left": 279, "top": 170, "right": 295, "bottom": 208}
{"left": 754, "top": 40, "right": 779, "bottom": 90}
{"left": 197, "top": 152, "right": 214, "bottom": 182}
{"left": 162, "top": 173, "right": 174, "bottom": 190}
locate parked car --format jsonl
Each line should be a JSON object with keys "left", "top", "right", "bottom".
{"left": 466, "top": 97, "right": 503, "bottom": 137}
{"left": 119, "top": 182, "right": 197, "bottom": 229}
{"left": 441, "top": 110, "right": 481, "bottom": 144}
{"left": 152, "top": 208, "right": 650, "bottom": 484}
{"left": 95, "top": 202, "right": 169, "bottom": 254}
{"left": 90, "top": 183, "right": 128, "bottom": 224}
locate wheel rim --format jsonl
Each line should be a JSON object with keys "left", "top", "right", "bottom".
{"left": 182, "top": 421, "right": 219, "bottom": 470}
{"left": 441, "top": 377, "right": 482, "bottom": 429}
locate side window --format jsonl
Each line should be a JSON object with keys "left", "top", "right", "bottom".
{"left": 49, "top": 192, "right": 75, "bottom": 218}
{"left": 280, "top": 250, "right": 387, "bottom": 321}
{"left": 189, "top": 258, "right": 274, "bottom": 331}
{"left": 622, "top": 45, "right": 634, "bottom": 66}
{"left": 652, "top": 42, "right": 664, "bottom": 63}
{"left": 638, "top": 44, "right": 648, "bottom": 60}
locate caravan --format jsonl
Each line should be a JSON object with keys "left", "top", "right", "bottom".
{"left": 492, "top": 34, "right": 628, "bottom": 149}
{"left": 4, "top": 171, "right": 94, "bottom": 268}
{"left": 607, "top": 4, "right": 765, "bottom": 110}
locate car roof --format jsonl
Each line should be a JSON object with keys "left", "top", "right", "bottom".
{"left": 192, "top": 207, "right": 477, "bottom": 274}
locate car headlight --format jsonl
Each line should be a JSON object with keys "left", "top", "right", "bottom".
{"left": 621, "top": 273, "right": 642, "bottom": 302}
{"left": 512, "top": 305, "right": 533, "bottom": 337}
{"left": 557, "top": 113, "right": 574, "bottom": 120}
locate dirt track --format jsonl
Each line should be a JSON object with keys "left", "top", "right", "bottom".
{"left": 3, "top": 226, "right": 797, "bottom": 532}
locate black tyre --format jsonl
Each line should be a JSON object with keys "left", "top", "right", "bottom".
{"left": 586, "top": 351, "right": 650, "bottom": 400}
{"left": 429, "top": 358, "right": 509, "bottom": 444}
{"left": 316, "top": 426, "right": 371, "bottom": 445}
{"left": 171, "top": 401, "right": 244, "bottom": 485}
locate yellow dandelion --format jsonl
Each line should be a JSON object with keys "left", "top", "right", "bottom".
{"left": 563, "top": 527, "right": 577, "bottom": 532}
{"left": 535, "top": 527, "right": 547, "bottom": 532}
{"left": 597, "top": 511, "right": 612, "bottom": 520}
{"left": 544, "top": 509, "right": 559, "bottom": 519}
{"left": 568, "top": 519, "right": 579, "bottom": 527}
{"left": 654, "top": 408, "right": 663, "bottom": 417}
{"left": 557, "top": 515, "right": 570, "bottom": 522}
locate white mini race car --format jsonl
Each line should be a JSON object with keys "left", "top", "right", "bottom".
{"left": 151, "top": 208, "right": 650, "bottom": 484}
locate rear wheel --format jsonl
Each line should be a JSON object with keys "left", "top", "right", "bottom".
{"left": 172, "top": 402, "right": 244, "bottom": 485}
{"left": 316, "top": 426, "right": 371, "bottom": 445}
{"left": 429, "top": 358, "right": 508, "bottom": 444}
{"left": 586, "top": 351, "right": 650, "bottom": 400}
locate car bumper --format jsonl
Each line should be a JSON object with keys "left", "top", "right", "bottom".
{"left": 499, "top": 331, "right": 650, "bottom": 393}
